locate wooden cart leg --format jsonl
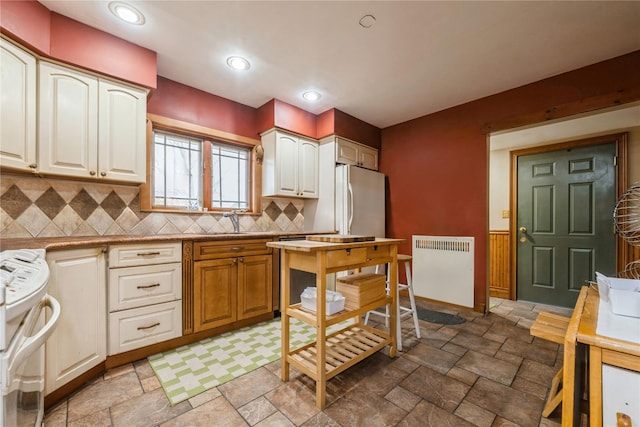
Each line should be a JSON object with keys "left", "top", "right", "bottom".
{"left": 280, "top": 250, "right": 291, "bottom": 381}
{"left": 281, "top": 315, "right": 290, "bottom": 381}
{"left": 315, "top": 253, "right": 328, "bottom": 408}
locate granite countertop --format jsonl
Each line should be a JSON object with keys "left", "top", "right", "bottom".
{"left": 0, "top": 231, "right": 333, "bottom": 252}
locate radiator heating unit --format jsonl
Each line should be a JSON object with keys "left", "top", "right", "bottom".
{"left": 412, "top": 236, "right": 474, "bottom": 308}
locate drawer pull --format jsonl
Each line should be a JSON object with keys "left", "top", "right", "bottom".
{"left": 346, "top": 249, "right": 351, "bottom": 255}
{"left": 137, "top": 252, "right": 161, "bottom": 256}
{"left": 230, "top": 247, "right": 244, "bottom": 252}
{"left": 137, "top": 322, "right": 160, "bottom": 331}
{"left": 137, "top": 283, "right": 161, "bottom": 290}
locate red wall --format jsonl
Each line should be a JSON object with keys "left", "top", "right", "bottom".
{"left": 0, "top": 0, "right": 50, "bottom": 53}
{"left": 332, "top": 109, "right": 381, "bottom": 149}
{"left": 381, "top": 50, "right": 640, "bottom": 312}
{"left": 256, "top": 99, "right": 276, "bottom": 137}
{"left": 148, "top": 77, "right": 258, "bottom": 140}
{"left": 257, "top": 101, "right": 382, "bottom": 147}
{"left": 273, "top": 99, "right": 318, "bottom": 138}
{"left": 316, "top": 109, "right": 335, "bottom": 140}
{"left": 49, "top": 13, "right": 156, "bottom": 88}
{"left": 0, "top": 1, "right": 156, "bottom": 88}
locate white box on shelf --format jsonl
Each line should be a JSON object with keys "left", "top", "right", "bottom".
{"left": 596, "top": 272, "right": 640, "bottom": 318}
{"left": 300, "top": 287, "right": 345, "bottom": 315}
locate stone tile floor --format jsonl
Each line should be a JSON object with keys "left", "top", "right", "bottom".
{"left": 44, "top": 297, "right": 574, "bottom": 427}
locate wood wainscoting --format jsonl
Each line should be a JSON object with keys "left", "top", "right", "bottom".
{"left": 490, "top": 230, "right": 512, "bottom": 299}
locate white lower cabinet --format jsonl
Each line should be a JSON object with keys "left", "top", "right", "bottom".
{"left": 107, "top": 243, "right": 182, "bottom": 355}
{"left": 45, "top": 247, "right": 107, "bottom": 395}
{"left": 108, "top": 300, "right": 182, "bottom": 354}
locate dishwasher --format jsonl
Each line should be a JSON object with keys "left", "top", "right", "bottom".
{"left": 274, "top": 236, "right": 335, "bottom": 311}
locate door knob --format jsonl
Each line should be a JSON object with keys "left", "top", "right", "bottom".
{"left": 519, "top": 226, "right": 527, "bottom": 233}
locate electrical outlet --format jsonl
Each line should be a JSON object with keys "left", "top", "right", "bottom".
{"left": 502, "top": 210, "right": 510, "bottom": 219}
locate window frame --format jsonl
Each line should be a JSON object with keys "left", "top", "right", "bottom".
{"left": 141, "top": 114, "right": 262, "bottom": 214}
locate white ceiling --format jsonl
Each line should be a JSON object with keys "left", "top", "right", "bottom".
{"left": 39, "top": 1, "right": 640, "bottom": 129}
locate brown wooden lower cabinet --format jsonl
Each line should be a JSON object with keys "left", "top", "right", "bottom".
{"left": 193, "top": 239, "right": 273, "bottom": 333}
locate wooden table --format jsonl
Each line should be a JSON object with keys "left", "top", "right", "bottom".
{"left": 267, "top": 237, "right": 403, "bottom": 408}
{"left": 563, "top": 286, "right": 640, "bottom": 426}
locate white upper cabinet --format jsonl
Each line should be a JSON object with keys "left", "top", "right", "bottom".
{"left": 38, "top": 61, "right": 147, "bottom": 183}
{"left": 39, "top": 61, "right": 98, "bottom": 178}
{"left": 262, "top": 129, "right": 319, "bottom": 198}
{"left": 98, "top": 80, "right": 147, "bottom": 182}
{"left": 0, "top": 39, "right": 37, "bottom": 171}
{"left": 335, "top": 137, "right": 379, "bottom": 170}
{"left": 297, "top": 137, "right": 319, "bottom": 197}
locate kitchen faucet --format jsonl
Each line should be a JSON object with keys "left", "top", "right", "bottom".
{"left": 223, "top": 210, "right": 240, "bottom": 233}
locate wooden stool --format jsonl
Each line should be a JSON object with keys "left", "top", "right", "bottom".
{"left": 364, "top": 254, "right": 421, "bottom": 351}
{"left": 530, "top": 311, "right": 570, "bottom": 418}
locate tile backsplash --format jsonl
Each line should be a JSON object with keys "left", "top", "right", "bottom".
{"left": 0, "top": 174, "right": 304, "bottom": 239}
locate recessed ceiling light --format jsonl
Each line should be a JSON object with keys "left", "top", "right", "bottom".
{"left": 226, "top": 56, "right": 251, "bottom": 71}
{"left": 359, "top": 14, "right": 376, "bottom": 28}
{"left": 109, "top": 2, "right": 145, "bottom": 25}
{"left": 302, "top": 91, "right": 322, "bottom": 102}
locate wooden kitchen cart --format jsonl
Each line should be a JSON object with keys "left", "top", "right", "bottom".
{"left": 267, "top": 238, "right": 403, "bottom": 408}
{"left": 562, "top": 286, "right": 640, "bottom": 426}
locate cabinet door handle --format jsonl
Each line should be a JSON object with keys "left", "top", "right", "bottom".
{"left": 238, "top": 257, "right": 244, "bottom": 263}
{"left": 137, "top": 252, "right": 161, "bottom": 256}
{"left": 137, "top": 283, "right": 160, "bottom": 289}
{"left": 137, "top": 322, "right": 160, "bottom": 331}
{"left": 29, "top": 163, "right": 37, "bottom": 169}
{"left": 100, "top": 171, "right": 107, "bottom": 177}
{"left": 89, "top": 170, "right": 96, "bottom": 176}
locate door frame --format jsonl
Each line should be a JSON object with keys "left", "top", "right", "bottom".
{"left": 508, "top": 133, "right": 628, "bottom": 300}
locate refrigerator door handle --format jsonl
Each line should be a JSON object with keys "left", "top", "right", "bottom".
{"left": 347, "top": 182, "right": 354, "bottom": 233}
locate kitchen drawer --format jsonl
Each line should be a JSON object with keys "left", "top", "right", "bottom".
{"left": 194, "top": 239, "right": 272, "bottom": 261}
{"left": 109, "top": 242, "right": 182, "bottom": 268}
{"left": 108, "top": 300, "right": 182, "bottom": 355}
{"left": 366, "top": 245, "right": 390, "bottom": 263}
{"left": 326, "top": 247, "right": 366, "bottom": 269}
{"left": 108, "top": 262, "right": 182, "bottom": 311}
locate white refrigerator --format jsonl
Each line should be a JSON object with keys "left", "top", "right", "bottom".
{"left": 304, "top": 163, "right": 385, "bottom": 237}
{"left": 299, "top": 163, "right": 385, "bottom": 296}
{"left": 335, "top": 164, "right": 386, "bottom": 236}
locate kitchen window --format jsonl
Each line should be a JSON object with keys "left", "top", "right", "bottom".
{"left": 153, "top": 131, "right": 202, "bottom": 209}
{"left": 210, "top": 143, "right": 250, "bottom": 209}
{"left": 141, "top": 115, "right": 260, "bottom": 213}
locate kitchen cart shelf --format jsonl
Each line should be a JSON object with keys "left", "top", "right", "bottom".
{"left": 267, "top": 237, "right": 403, "bottom": 409}
{"left": 287, "top": 323, "right": 390, "bottom": 380}
{"left": 286, "top": 296, "right": 392, "bottom": 327}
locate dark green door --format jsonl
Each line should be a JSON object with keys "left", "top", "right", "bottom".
{"left": 516, "top": 143, "right": 617, "bottom": 307}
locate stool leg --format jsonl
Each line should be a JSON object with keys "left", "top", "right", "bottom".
{"left": 405, "top": 260, "right": 421, "bottom": 339}
{"left": 542, "top": 367, "right": 563, "bottom": 417}
{"left": 385, "top": 264, "right": 390, "bottom": 329}
{"left": 393, "top": 265, "right": 402, "bottom": 352}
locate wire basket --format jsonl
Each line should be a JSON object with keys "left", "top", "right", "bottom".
{"left": 614, "top": 183, "right": 640, "bottom": 246}
{"left": 621, "top": 259, "right": 640, "bottom": 280}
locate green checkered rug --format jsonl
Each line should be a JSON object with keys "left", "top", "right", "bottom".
{"left": 148, "top": 317, "right": 347, "bottom": 405}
